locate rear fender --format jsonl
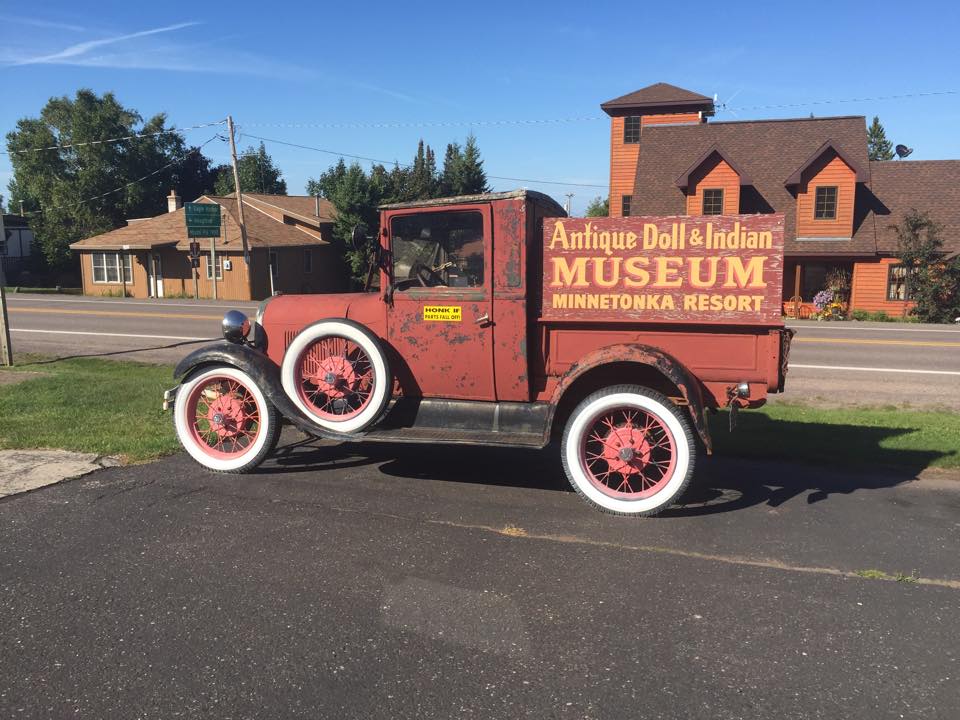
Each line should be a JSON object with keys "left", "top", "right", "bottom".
{"left": 173, "top": 341, "right": 347, "bottom": 440}
{"left": 548, "top": 343, "right": 713, "bottom": 453}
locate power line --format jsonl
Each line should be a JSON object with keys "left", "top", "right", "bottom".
{"left": 720, "top": 90, "right": 958, "bottom": 113}
{"left": 243, "top": 116, "right": 604, "bottom": 131}
{"left": 239, "top": 132, "right": 609, "bottom": 189}
{"left": 1, "top": 120, "right": 227, "bottom": 155}
{"left": 19, "top": 134, "right": 222, "bottom": 217}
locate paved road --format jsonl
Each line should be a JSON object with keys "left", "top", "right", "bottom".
{"left": 1, "top": 436, "right": 958, "bottom": 718}
{"left": 5, "top": 293, "right": 960, "bottom": 407}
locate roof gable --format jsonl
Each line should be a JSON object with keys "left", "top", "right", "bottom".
{"left": 632, "top": 115, "right": 875, "bottom": 255}
{"left": 601, "top": 82, "right": 714, "bottom": 114}
{"left": 674, "top": 144, "right": 752, "bottom": 189}
{"left": 784, "top": 139, "right": 868, "bottom": 186}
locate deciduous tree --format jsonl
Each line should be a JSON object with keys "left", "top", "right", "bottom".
{"left": 895, "top": 209, "right": 960, "bottom": 323}
{"left": 6, "top": 89, "right": 189, "bottom": 269}
{"left": 214, "top": 142, "right": 287, "bottom": 195}
{"left": 585, "top": 196, "right": 609, "bottom": 217}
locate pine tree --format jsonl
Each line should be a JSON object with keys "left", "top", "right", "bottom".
{"left": 440, "top": 142, "right": 463, "bottom": 196}
{"left": 459, "top": 134, "right": 489, "bottom": 195}
{"left": 867, "top": 116, "right": 894, "bottom": 161}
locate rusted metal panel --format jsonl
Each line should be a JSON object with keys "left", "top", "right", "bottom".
{"left": 541, "top": 214, "right": 785, "bottom": 324}
{"left": 545, "top": 343, "right": 713, "bottom": 453}
{"left": 382, "top": 205, "right": 496, "bottom": 401}
{"left": 260, "top": 292, "right": 387, "bottom": 366}
{"left": 535, "top": 323, "right": 786, "bottom": 409}
{"left": 491, "top": 197, "right": 531, "bottom": 401}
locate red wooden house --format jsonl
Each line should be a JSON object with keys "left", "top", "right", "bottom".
{"left": 603, "top": 83, "right": 960, "bottom": 317}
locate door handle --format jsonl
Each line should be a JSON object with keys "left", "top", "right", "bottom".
{"left": 474, "top": 313, "right": 491, "bottom": 326}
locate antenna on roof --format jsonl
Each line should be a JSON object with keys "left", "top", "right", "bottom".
{"left": 895, "top": 144, "right": 914, "bottom": 160}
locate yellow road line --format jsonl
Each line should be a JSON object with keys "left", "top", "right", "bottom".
{"left": 9, "top": 307, "right": 222, "bottom": 321}
{"left": 794, "top": 337, "right": 960, "bottom": 348}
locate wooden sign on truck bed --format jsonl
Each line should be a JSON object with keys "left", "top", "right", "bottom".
{"left": 542, "top": 214, "right": 785, "bottom": 324}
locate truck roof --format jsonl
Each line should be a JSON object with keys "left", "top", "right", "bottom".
{"left": 379, "top": 189, "right": 565, "bottom": 215}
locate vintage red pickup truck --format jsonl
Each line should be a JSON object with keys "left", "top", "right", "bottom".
{"left": 168, "top": 190, "right": 792, "bottom": 516}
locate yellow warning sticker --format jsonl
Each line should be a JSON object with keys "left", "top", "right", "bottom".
{"left": 423, "top": 305, "right": 462, "bottom": 322}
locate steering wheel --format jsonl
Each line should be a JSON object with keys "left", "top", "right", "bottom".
{"left": 411, "top": 262, "right": 445, "bottom": 287}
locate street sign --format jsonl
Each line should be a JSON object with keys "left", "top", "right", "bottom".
{"left": 184, "top": 202, "right": 221, "bottom": 238}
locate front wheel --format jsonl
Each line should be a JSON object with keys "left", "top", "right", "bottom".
{"left": 174, "top": 365, "right": 280, "bottom": 472}
{"left": 561, "top": 385, "right": 695, "bottom": 516}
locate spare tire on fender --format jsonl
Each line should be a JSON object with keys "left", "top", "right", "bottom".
{"left": 280, "top": 319, "right": 392, "bottom": 433}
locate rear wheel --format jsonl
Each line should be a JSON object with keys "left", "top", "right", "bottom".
{"left": 174, "top": 365, "right": 280, "bottom": 472}
{"left": 561, "top": 385, "right": 695, "bottom": 516}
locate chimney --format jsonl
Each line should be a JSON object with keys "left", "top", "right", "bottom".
{"left": 167, "top": 189, "right": 182, "bottom": 213}
{"left": 315, "top": 194, "right": 321, "bottom": 217}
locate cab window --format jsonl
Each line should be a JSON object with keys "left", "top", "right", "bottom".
{"left": 391, "top": 211, "right": 484, "bottom": 291}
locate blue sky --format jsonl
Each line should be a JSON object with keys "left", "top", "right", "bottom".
{"left": 2, "top": 0, "right": 958, "bottom": 215}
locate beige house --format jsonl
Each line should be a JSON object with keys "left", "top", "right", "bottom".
{"left": 70, "top": 191, "right": 348, "bottom": 300}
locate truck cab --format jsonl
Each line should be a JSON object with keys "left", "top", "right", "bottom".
{"left": 170, "top": 190, "right": 792, "bottom": 517}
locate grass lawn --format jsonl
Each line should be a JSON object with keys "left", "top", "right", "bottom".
{"left": 1, "top": 355, "right": 958, "bottom": 472}
{"left": 0, "top": 356, "right": 178, "bottom": 463}
{"left": 711, "top": 403, "right": 960, "bottom": 470}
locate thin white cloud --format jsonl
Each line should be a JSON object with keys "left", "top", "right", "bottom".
{"left": 13, "top": 22, "right": 199, "bottom": 66}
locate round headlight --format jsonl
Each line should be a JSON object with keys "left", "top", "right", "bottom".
{"left": 222, "top": 310, "right": 251, "bottom": 344}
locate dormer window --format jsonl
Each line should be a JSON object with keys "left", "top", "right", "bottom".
{"left": 623, "top": 116, "right": 641, "bottom": 144}
{"left": 702, "top": 189, "right": 724, "bottom": 215}
{"left": 814, "top": 186, "right": 838, "bottom": 220}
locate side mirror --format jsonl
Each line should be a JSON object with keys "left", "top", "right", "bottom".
{"left": 350, "top": 223, "right": 368, "bottom": 251}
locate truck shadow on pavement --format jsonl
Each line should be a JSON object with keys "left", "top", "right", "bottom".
{"left": 264, "top": 414, "right": 951, "bottom": 516}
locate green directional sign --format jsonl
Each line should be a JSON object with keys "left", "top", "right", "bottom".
{"left": 184, "top": 202, "right": 221, "bottom": 238}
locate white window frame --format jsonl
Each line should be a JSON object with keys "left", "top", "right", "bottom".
{"left": 205, "top": 252, "right": 223, "bottom": 280}
{"left": 91, "top": 252, "right": 132, "bottom": 284}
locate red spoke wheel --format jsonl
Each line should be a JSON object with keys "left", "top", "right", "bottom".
{"left": 561, "top": 385, "right": 695, "bottom": 516}
{"left": 281, "top": 320, "right": 391, "bottom": 434}
{"left": 294, "top": 335, "right": 375, "bottom": 421}
{"left": 174, "top": 366, "right": 280, "bottom": 472}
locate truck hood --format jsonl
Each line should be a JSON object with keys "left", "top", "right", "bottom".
{"left": 260, "top": 291, "right": 386, "bottom": 336}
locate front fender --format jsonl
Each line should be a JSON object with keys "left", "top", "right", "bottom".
{"left": 173, "top": 341, "right": 347, "bottom": 440}
{"left": 549, "top": 343, "right": 713, "bottom": 453}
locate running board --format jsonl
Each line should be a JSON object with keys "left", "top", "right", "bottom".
{"left": 355, "top": 426, "right": 545, "bottom": 448}
{"left": 348, "top": 397, "right": 551, "bottom": 448}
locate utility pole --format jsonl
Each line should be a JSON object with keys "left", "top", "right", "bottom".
{"left": 226, "top": 116, "right": 251, "bottom": 266}
{"left": 0, "top": 213, "right": 13, "bottom": 366}
{"left": 564, "top": 193, "right": 574, "bottom": 215}
{"left": 211, "top": 224, "right": 219, "bottom": 301}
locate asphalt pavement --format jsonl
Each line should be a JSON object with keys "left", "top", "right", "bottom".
{"left": 2, "top": 434, "right": 959, "bottom": 718}
{"left": 5, "top": 293, "right": 960, "bottom": 408}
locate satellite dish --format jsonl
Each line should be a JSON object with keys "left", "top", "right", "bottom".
{"left": 895, "top": 144, "right": 913, "bottom": 159}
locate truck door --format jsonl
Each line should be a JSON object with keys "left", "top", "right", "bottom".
{"left": 385, "top": 206, "right": 495, "bottom": 400}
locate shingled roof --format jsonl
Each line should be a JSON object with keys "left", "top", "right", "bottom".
{"left": 601, "top": 83, "right": 714, "bottom": 115}
{"left": 869, "top": 160, "right": 960, "bottom": 253}
{"left": 633, "top": 115, "right": 877, "bottom": 255}
{"left": 70, "top": 195, "right": 331, "bottom": 252}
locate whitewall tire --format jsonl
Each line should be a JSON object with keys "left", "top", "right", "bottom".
{"left": 561, "top": 385, "right": 695, "bottom": 516}
{"left": 280, "top": 319, "right": 391, "bottom": 434}
{"left": 174, "top": 365, "right": 280, "bottom": 473}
